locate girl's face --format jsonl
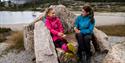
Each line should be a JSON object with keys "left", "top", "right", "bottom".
{"left": 48, "top": 10, "right": 56, "bottom": 17}
{"left": 82, "top": 9, "right": 89, "bottom": 16}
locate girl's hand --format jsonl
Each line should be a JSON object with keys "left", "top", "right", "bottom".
{"left": 62, "top": 34, "right": 66, "bottom": 38}
{"left": 58, "top": 33, "right": 66, "bottom": 38}
{"left": 74, "top": 28, "right": 80, "bottom": 33}
{"left": 58, "top": 32, "right": 64, "bottom": 37}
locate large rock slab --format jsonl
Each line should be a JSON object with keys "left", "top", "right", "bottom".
{"left": 34, "top": 21, "right": 58, "bottom": 63}
{"left": 91, "top": 28, "right": 111, "bottom": 63}
{"left": 93, "top": 28, "right": 111, "bottom": 52}
{"left": 24, "top": 24, "right": 34, "bottom": 52}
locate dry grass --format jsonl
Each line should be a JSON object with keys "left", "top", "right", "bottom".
{"left": 0, "top": 31, "right": 24, "bottom": 57}
{"left": 96, "top": 25, "right": 125, "bottom": 36}
{"left": 6, "top": 31, "right": 24, "bottom": 51}
{"left": 10, "top": 31, "right": 24, "bottom": 49}
{"left": 0, "top": 34, "right": 6, "bottom": 43}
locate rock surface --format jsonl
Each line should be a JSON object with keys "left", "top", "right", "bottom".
{"left": 103, "top": 42, "right": 125, "bottom": 63}
{"left": 24, "top": 25, "right": 34, "bottom": 52}
{"left": 34, "top": 21, "right": 58, "bottom": 63}
{"left": 50, "top": 5, "right": 76, "bottom": 33}
{"left": 93, "top": 28, "right": 111, "bottom": 52}
{"left": 0, "top": 50, "right": 35, "bottom": 63}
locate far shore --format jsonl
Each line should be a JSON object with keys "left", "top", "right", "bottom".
{"left": 0, "top": 23, "right": 28, "bottom": 31}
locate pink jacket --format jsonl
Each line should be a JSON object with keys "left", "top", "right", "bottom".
{"left": 45, "top": 16, "right": 64, "bottom": 42}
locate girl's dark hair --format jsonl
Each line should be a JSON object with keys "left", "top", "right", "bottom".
{"left": 45, "top": 8, "right": 53, "bottom": 17}
{"left": 82, "top": 6, "right": 94, "bottom": 24}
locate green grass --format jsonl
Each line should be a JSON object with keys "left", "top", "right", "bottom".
{"left": 96, "top": 25, "right": 125, "bottom": 36}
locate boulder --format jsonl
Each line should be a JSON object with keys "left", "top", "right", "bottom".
{"left": 34, "top": 21, "right": 58, "bottom": 63}
{"left": 23, "top": 5, "right": 77, "bottom": 54}
{"left": 90, "top": 28, "right": 111, "bottom": 63}
{"left": 23, "top": 4, "right": 111, "bottom": 63}
{"left": 50, "top": 5, "right": 76, "bottom": 33}
{"left": 103, "top": 42, "right": 125, "bottom": 63}
{"left": 24, "top": 24, "right": 35, "bottom": 62}
{"left": 24, "top": 24, "right": 34, "bottom": 52}
{"left": 50, "top": 5, "right": 111, "bottom": 52}
{"left": 93, "top": 28, "right": 111, "bottom": 52}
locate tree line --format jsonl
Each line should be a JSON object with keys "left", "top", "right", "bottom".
{"left": 74, "top": 0, "right": 125, "bottom": 2}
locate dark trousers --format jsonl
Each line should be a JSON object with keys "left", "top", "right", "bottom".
{"left": 54, "top": 39, "right": 64, "bottom": 63}
{"left": 54, "top": 39, "right": 65, "bottom": 48}
{"left": 75, "top": 33, "right": 92, "bottom": 60}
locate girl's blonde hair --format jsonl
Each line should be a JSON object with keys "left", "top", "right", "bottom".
{"left": 45, "top": 8, "right": 53, "bottom": 17}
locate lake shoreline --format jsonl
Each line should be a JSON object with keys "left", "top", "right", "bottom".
{"left": 0, "top": 24, "right": 28, "bottom": 31}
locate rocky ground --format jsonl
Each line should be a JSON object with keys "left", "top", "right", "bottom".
{"left": 0, "top": 27, "right": 35, "bottom": 63}
{"left": 0, "top": 50, "right": 35, "bottom": 63}
{"left": 0, "top": 31, "right": 124, "bottom": 63}
{"left": 0, "top": 34, "right": 35, "bottom": 63}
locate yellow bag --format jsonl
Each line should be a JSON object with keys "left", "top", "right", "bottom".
{"left": 67, "top": 42, "right": 77, "bottom": 54}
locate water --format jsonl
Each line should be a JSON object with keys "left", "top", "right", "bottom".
{"left": 95, "top": 15, "right": 125, "bottom": 26}
{"left": 109, "top": 36, "right": 125, "bottom": 46}
{"left": 0, "top": 11, "right": 125, "bottom": 25}
{"left": 0, "top": 11, "right": 43, "bottom": 24}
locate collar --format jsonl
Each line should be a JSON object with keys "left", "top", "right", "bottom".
{"left": 46, "top": 16, "right": 57, "bottom": 21}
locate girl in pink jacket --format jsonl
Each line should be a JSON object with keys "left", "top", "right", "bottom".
{"left": 45, "top": 8, "right": 68, "bottom": 52}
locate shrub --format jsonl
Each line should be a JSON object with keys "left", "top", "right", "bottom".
{"left": 0, "top": 27, "right": 11, "bottom": 33}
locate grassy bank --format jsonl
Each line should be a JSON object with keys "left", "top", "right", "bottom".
{"left": 7, "top": 31, "right": 24, "bottom": 51}
{"left": 0, "top": 27, "right": 24, "bottom": 57}
{"left": 0, "top": 27, "right": 24, "bottom": 52}
{"left": 96, "top": 25, "right": 125, "bottom": 36}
